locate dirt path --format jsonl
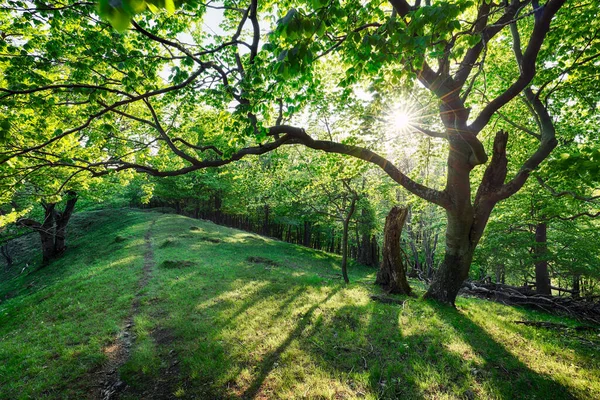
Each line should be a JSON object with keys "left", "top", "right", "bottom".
{"left": 94, "top": 218, "right": 156, "bottom": 400}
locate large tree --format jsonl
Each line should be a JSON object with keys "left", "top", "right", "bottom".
{"left": 1, "top": 0, "right": 598, "bottom": 304}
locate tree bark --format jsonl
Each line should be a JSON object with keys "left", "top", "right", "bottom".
{"left": 573, "top": 274, "right": 581, "bottom": 299}
{"left": 424, "top": 210, "right": 475, "bottom": 303}
{"left": 262, "top": 204, "right": 269, "bottom": 236}
{"left": 376, "top": 206, "right": 412, "bottom": 295}
{"left": 425, "top": 130, "right": 509, "bottom": 305}
{"left": 534, "top": 222, "right": 551, "bottom": 295}
{"left": 340, "top": 196, "right": 357, "bottom": 284}
{"left": 1, "top": 243, "right": 13, "bottom": 270}
{"left": 17, "top": 192, "right": 78, "bottom": 266}
{"left": 303, "top": 221, "right": 311, "bottom": 247}
{"left": 19, "top": 203, "right": 58, "bottom": 265}
{"left": 54, "top": 191, "right": 78, "bottom": 255}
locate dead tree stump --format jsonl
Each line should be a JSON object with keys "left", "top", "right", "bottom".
{"left": 375, "top": 206, "right": 412, "bottom": 295}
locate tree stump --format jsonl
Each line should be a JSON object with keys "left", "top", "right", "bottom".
{"left": 376, "top": 206, "right": 412, "bottom": 295}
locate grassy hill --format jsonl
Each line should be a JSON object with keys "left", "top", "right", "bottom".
{"left": 0, "top": 209, "right": 598, "bottom": 399}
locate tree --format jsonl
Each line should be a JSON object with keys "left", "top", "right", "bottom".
{"left": 2, "top": 0, "right": 599, "bottom": 304}
{"left": 17, "top": 191, "right": 78, "bottom": 265}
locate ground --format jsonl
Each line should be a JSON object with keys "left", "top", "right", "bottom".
{"left": 0, "top": 209, "right": 598, "bottom": 399}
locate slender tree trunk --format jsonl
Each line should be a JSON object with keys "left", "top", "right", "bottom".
{"left": 341, "top": 220, "right": 350, "bottom": 283}
{"left": 534, "top": 222, "right": 551, "bottom": 295}
{"left": 371, "top": 235, "right": 379, "bottom": 267}
{"left": 262, "top": 204, "right": 269, "bottom": 236}
{"left": 303, "top": 221, "right": 311, "bottom": 247}
{"left": 340, "top": 196, "right": 357, "bottom": 284}
{"left": 405, "top": 210, "right": 421, "bottom": 276}
{"left": 376, "top": 206, "right": 412, "bottom": 295}
{"left": 572, "top": 273, "right": 580, "bottom": 299}
{"left": 214, "top": 194, "right": 222, "bottom": 223}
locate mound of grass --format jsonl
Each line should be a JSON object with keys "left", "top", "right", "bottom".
{"left": 247, "top": 256, "right": 280, "bottom": 266}
{"left": 159, "top": 260, "right": 195, "bottom": 269}
{"left": 198, "top": 236, "right": 221, "bottom": 243}
{"left": 159, "top": 238, "right": 177, "bottom": 248}
{"left": 114, "top": 235, "right": 127, "bottom": 243}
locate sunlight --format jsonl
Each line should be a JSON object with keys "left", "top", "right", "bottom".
{"left": 380, "top": 102, "right": 422, "bottom": 156}
{"left": 393, "top": 111, "right": 412, "bottom": 131}
{"left": 389, "top": 103, "right": 418, "bottom": 134}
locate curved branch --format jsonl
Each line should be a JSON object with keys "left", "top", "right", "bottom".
{"left": 535, "top": 176, "right": 600, "bottom": 202}
{"left": 469, "top": 0, "right": 567, "bottom": 133}
{"left": 275, "top": 127, "right": 450, "bottom": 208}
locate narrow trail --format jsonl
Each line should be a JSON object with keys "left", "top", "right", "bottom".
{"left": 95, "top": 218, "right": 157, "bottom": 400}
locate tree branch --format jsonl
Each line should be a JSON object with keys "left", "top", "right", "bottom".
{"left": 535, "top": 176, "right": 600, "bottom": 202}
{"left": 469, "top": 0, "right": 567, "bottom": 133}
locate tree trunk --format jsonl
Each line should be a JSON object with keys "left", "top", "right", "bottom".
{"left": 17, "top": 192, "right": 78, "bottom": 266}
{"left": 371, "top": 235, "right": 379, "bottom": 267}
{"left": 424, "top": 130, "right": 511, "bottom": 305}
{"left": 341, "top": 220, "right": 350, "bottom": 283}
{"left": 423, "top": 211, "right": 475, "bottom": 303}
{"left": 20, "top": 203, "right": 58, "bottom": 265}
{"left": 340, "top": 196, "right": 357, "bottom": 284}
{"left": 262, "top": 204, "right": 269, "bottom": 236}
{"left": 405, "top": 210, "right": 421, "bottom": 276}
{"left": 54, "top": 191, "right": 78, "bottom": 255}
{"left": 303, "top": 221, "right": 311, "bottom": 247}
{"left": 214, "top": 194, "right": 222, "bottom": 223}
{"left": 375, "top": 206, "right": 412, "bottom": 295}
{"left": 572, "top": 273, "right": 581, "bottom": 299}
{"left": 534, "top": 222, "right": 551, "bottom": 295}
{"left": 1, "top": 243, "right": 13, "bottom": 270}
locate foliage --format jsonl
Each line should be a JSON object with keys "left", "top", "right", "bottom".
{"left": 1, "top": 0, "right": 599, "bottom": 303}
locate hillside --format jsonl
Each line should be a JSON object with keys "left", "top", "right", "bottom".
{"left": 0, "top": 209, "right": 598, "bottom": 399}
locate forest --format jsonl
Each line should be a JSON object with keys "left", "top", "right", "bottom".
{"left": 1, "top": 0, "right": 599, "bottom": 399}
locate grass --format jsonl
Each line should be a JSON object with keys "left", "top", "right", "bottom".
{"left": 1, "top": 209, "right": 599, "bottom": 399}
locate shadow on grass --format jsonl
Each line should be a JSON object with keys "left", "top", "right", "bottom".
{"left": 431, "top": 301, "right": 577, "bottom": 399}
{"left": 296, "top": 296, "right": 425, "bottom": 399}
{"left": 241, "top": 287, "right": 341, "bottom": 399}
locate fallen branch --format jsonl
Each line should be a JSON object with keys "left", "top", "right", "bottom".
{"left": 461, "top": 281, "right": 600, "bottom": 325}
{"left": 514, "top": 320, "right": 598, "bottom": 331}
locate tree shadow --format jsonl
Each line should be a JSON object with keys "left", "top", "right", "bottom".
{"left": 430, "top": 301, "right": 578, "bottom": 399}
{"left": 241, "top": 286, "right": 341, "bottom": 399}
{"left": 297, "top": 296, "right": 426, "bottom": 399}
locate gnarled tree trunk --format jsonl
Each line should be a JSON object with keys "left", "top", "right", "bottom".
{"left": 376, "top": 206, "right": 411, "bottom": 295}
{"left": 54, "top": 191, "right": 78, "bottom": 255}
{"left": 424, "top": 130, "right": 512, "bottom": 305}
{"left": 424, "top": 210, "right": 476, "bottom": 303}
{"left": 18, "top": 192, "right": 78, "bottom": 266}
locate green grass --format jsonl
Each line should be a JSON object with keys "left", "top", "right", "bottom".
{"left": 1, "top": 209, "right": 599, "bottom": 399}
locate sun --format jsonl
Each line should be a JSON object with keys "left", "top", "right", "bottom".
{"left": 393, "top": 111, "right": 412, "bottom": 131}
{"left": 389, "top": 105, "right": 416, "bottom": 134}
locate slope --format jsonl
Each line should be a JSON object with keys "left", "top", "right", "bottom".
{"left": 0, "top": 209, "right": 598, "bottom": 399}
